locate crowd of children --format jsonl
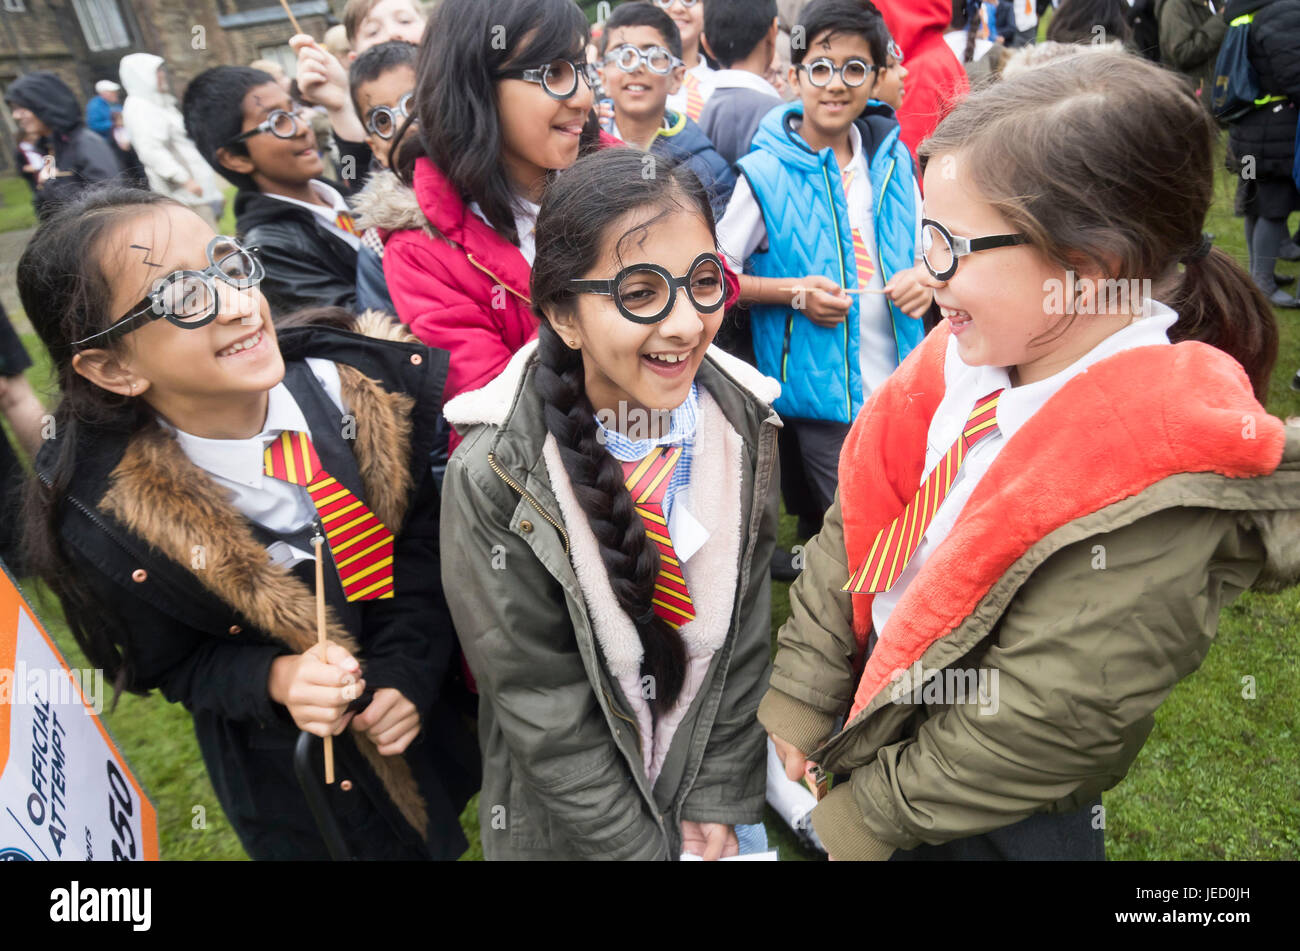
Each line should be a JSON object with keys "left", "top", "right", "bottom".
{"left": 8, "top": 0, "right": 1300, "bottom": 862}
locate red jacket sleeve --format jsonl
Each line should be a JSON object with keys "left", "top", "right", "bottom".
{"left": 383, "top": 233, "right": 519, "bottom": 406}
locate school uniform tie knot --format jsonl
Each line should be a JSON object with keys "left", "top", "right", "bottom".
{"left": 622, "top": 445, "right": 695, "bottom": 628}
{"left": 335, "top": 211, "right": 360, "bottom": 236}
{"left": 263, "top": 430, "right": 395, "bottom": 601}
{"left": 843, "top": 388, "right": 1004, "bottom": 594}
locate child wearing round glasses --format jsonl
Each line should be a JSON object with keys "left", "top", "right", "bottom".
{"left": 372, "top": 0, "right": 619, "bottom": 452}
{"left": 20, "top": 188, "right": 480, "bottom": 860}
{"left": 183, "top": 67, "right": 363, "bottom": 316}
{"left": 596, "top": 2, "right": 735, "bottom": 219}
{"left": 440, "top": 147, "right": 779, "bottom": 860}
{"left": 759, "top": 52, "right": 1295, "bottom": 861}
{"left": 718, "top": 0, "right": 931, "bottom": 527}
{"left": 345, "top": 40, "right": 417, "bottom": 315}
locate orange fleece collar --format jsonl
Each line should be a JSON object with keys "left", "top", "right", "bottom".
{"left": 838, "top": 324, "right": 1286, "bottom": 721}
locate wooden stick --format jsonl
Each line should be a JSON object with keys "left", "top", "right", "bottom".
{"left": 278, "top": 0, "right": 303, "bottom": 36}
{"left": 779, "top": 285, "right": 889, "bottom": 295}
{"left": 313, "top": 534, "right": 334, "bottom": 785}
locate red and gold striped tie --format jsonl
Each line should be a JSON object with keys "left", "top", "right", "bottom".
{"left": 683, "top": 71, "right": 705, "bottom": 122}
{"left": 264, "top": 431, "right": 395, "bottom": 600}
{"left": 842, "top": 168, "right": 875, "bottom": 286}
{"left": 843, "top": 389, "right": 1004, "bottom": 594}
{"left": 622, "top": 446, "right": 695, "bottom": 628}
{"left": 335, "top": 211, "right": 360, "bottom": 236}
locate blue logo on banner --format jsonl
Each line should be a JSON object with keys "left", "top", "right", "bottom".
{"left": 0, "top": 847, "right": 32, "bottom": 860}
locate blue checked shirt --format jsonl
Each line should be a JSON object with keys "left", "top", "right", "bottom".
{"left": 596, "top": 384, "right": 699, "bottom": 520}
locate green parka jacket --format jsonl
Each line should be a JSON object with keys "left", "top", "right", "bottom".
{"left": 440, "top": 342, "right": 782, "bottom": 860}
{"left": 759, "top": 323, "right": 1300, "bottom": 860}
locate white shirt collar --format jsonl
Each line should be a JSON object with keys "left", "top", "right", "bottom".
{"left": 468, "top": 198, "right": 541, "bottom": 264}
{"left": 706, "top": 68, "right": 780, "bottom": 99}
{"left": 845, "top": 123, "right": 866, "bottom": 175}
{"left": 967, "top": 300, "right": 1178, "bottom": 441}
{"left": 163, "top": 382, "right": 309, "bottom": 489}
{"left": 265, "top": 180, "right": 348, "bottom": 216}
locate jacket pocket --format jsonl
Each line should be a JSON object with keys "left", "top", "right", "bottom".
{"left": 507, "top": 765, "right": 553, "bottom": 850}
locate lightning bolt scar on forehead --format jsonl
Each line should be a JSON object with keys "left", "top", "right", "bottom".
{"left": 129, "top": 244, "right": 162, "bottom": 268}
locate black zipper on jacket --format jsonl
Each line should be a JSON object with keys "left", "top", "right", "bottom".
{"left": 780, "top": 314, "right": 793, "bottom": 382}
{"left": 37, "top": 470, "right": 138, "bottom": 562}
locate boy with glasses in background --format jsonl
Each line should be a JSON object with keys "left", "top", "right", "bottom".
{"left": 346, "top": 40, "right": 418, "bottom": 313}
{"left": 716, "top": 0, "right": 932, "bottom": 852}
{"left": 598, "top": 3, "right": 735, "bottom": 218}
{"left": 183, "top": 67, "right": 363, "bottom": 316}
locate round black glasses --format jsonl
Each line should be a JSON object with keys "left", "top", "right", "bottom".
{"left": 569, "top": 252, "right": 726, "bottom": 324}
{"left": 920, "top": 218, "right": 1030, "bottom": 282}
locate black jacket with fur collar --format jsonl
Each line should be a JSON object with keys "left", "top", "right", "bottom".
{"left": 34, "top": 320, "right": 478, "bottom": 859}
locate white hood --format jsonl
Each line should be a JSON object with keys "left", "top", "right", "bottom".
{"left": 119, "top": 53, "right": 170, "bottom": 109}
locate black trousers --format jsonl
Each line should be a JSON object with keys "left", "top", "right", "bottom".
{"left": 888, "top": 798, "right": 1106, "bottom": 861}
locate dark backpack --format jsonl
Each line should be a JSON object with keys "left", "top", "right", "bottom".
{"left": 1212, "top": 13, "right": 1263, "bottom": 121}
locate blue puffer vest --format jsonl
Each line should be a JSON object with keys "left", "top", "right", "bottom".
{"left": 737, "top": 100, "right": 922, "bottom": 423}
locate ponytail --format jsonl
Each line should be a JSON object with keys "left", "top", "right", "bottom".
{"left": 918, "top": 54, "right": 1278, "bottom": 407}
{"left": 533, "top": 322, "right": 687, "bottom": 711}
{"left": 1167, "top": 248, "right": 1278, "bottom": 403}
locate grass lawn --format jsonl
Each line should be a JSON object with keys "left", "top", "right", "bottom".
{"left": 0, "top": 175, "right": 37, "bottom": 234}
{"left": 9, "top": 138, "right": 1300, "bottom": 861}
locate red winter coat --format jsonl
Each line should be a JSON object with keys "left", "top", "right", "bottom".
{"left": 874, "top": 0, "right": 970, "bottom": 155}
{"left": 376, "top": 138, "right": 624, "bottom": 446}
{"left": 381, "top": 157, "right": 540, "bottom": 434}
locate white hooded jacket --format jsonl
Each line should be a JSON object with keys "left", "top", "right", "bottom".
{"left": 119, "top": 53, "right": 224, "bottom": 206}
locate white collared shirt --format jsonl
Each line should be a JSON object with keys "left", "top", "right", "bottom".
{"left": 666, "top": 60, "right": 718, "bottom": 118}
{"left": 264, "top": 180, "right": 361, "bottom": 251}
{"left": 165, "top": 358, "right": 347, "bottom": 567}
{"left": 871, "top": 302, "right": 1180, "bottom": 640}
{"left": 469, "top": 198, "right": 541, "bottom": 266}
{"left": 702, "top": 67, "right": 779, "bottom": 98}
{"left": 716, "top": 123, "right": 923, "bottom": 396}
{"left": 467, "top": 196, "right": 538, "bottom": 263}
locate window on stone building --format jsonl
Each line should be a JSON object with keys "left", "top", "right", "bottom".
{"left": 256, "top": 44, "right": 298, "bottom": 80}
{"left": 1, "top": 1, "right": 26, "bottom": 14}
{"left": 71, "top": 0, "right": 131, "bottom": 52}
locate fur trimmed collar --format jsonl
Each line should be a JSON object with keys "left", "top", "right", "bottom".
{"left": 442, "top": 338, "right": 781, "bottom": 430}
{"left": 350, "top": 167, "right": 429, "bottom": 236}
{"left": 98, "top": 362, "right": 429, "bottom": 839}
{"left": 543, "top": 389, "right": 746, "bottom": 782}
{"left": 839, "top": 323, "right": 1295, "bottom": 721}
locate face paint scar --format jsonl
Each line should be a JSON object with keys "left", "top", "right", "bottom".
{"left": 129, "top": 244, "right": 162, "bottom": 268}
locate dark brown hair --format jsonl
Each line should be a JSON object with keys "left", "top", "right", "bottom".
{"left": 19, "top": 186, "right": 174, "bottom": 697}
{"left": 918, "top": 51, "right": 1277, "bottom": 400}
{"left": 531, "top": 147, "right": 716, "bottom": 713}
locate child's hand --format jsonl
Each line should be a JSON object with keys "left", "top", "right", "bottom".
{"left": 271, "top": 642, "right": 364, "bottom": 738}
{"left": 771, "top": 732, "right": 812, "bottom": 784}
{"left": 290, "top": 34, "right": 349, "bottom": 112}
{"left": 680, "top": 820, "right": 739, "bottom": 861}
{"left": 884, "top": 266, "right": 934, "bottom": 320}
{"left": 794, "top": 275, "right": 851, "bottom": 326}
{"left": 350, "top": 687, "right": 420, "bottom": 755}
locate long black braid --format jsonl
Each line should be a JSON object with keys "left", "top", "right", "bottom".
{"left": 529, "top": 148, "right": 718, "bottom": 713}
